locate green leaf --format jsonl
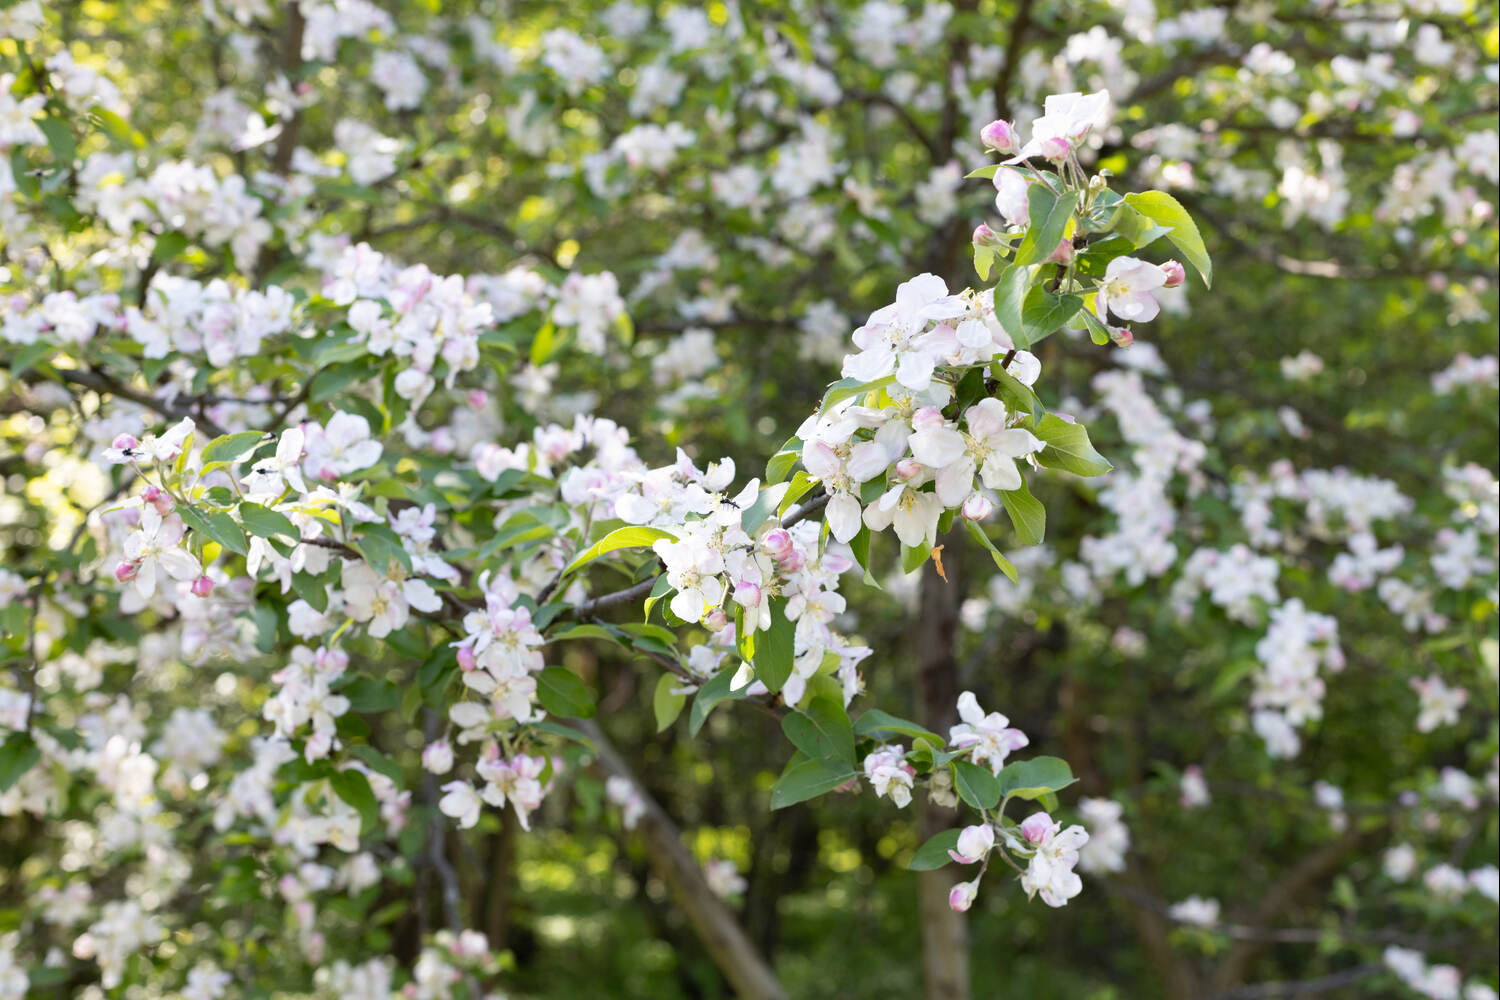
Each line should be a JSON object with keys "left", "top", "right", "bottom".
{"left": 953, "top": 760, "right": 1002, "bottom": 810}
{"left": 689, "top": 666, "right": 748, "bottom": 736}
{"left": 239, "top": 502, "right": 297, "bottom": 539}
{"left": 997, "top": 756, "right": 1076, "bottom": 800}
{"left": 900, "top": 541, "right": 931, "bottom": 575}
{"left": 11, "top": 339, "right": 54, "bottom": 377}
{"left": 1015, "top": 188, "right": 1078, "bottom": 266}
{"left": 1107, "top": 204, "right": 1174, "bottom": 250}
{"left": 563, "top": 525, "right": 675, "bottom": 576}
{"left": 782, "top": 695, "right": 856, "bottom": 766}
{"left": 819, "top": 375, "right": 896, "bottom": 415}
{"left": 178, "top": 505, "right": 247, "bottom": 555}
{"left": 1033, "top": 414, "right": 1111, "bottom": 477}
{"left": 765, "top": 436, "right": 802, "bottom": 485}
{"left": 739, "top": 486, "right": 781, "bottom": 534}
{"left": 0, "top": 733, "right": 40, "bottom": 793}
{"left": 1080, "top": 307, "right": 1113, "bottom": 346}
{"left": 536, "top": 665, "right": 595, "bottom": 718}
{"left": 529, "top": 321, "right": 557, "bottom": 366}
{"left": 355, "top": 522, "right": 412, "bottom": 574}
{"left": 853, "top": 709, "right": 941, "bottom": 745}
{"left": 151, "top": 231, "right": 189, "bottom": 266}
{"left": 309, "top": 360, "right": 372, "bottom": 402}
{"left": 531, "top": 719, "right": 595, "bottom": 748}
{"left": 1021, "top": 287, "right": 1082, "bottom": 345}
{"left": 38, "top": 117, "right": 76, "bottom": 164}
{"left": 769, "top": 756, "right": 855, "bottom": 810}
{"left": 907, "top": 829, "right": 962, "bottom": 871}
{"left": 992, "top": 264, "right": 1031, "bottom": 348}
{"left": 331, "top": 768, "right": 379, "bottom": 835}
{"left": 999, "top": 485, "right": 1045, "bottom": 546}
{"left": 349, "top": 746, "right": 403, "bottom": 786}
{"left": 654, "top": 673, "right": 686, "bottom": 732}
{"left": 964, "top": 164, "right": 1000, "bottom": 180}
{"left": 1124, "top": 190, "right": 1212, "bottom": 287}
{"left": 342, "top": 676, "right": 399, "bottom": 713}
{"left": 752, "top": 596, "right": 795, "bottom": 692}
{"left": 92, "top": 108, "right": 146, "bottom": 148}
{"left": 965, "top": 521, "right": 1018, "bottom": 583}
{"left": 201, "top": 431, "right": 266, "bottom": 466}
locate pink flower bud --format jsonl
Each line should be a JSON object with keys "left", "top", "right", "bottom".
{"left": 762, "top": 528, "right": 794, "bottom": 560}
{"left": 1048, "top": 240, "right": 1075, "bottom": 265}
{"left": 1110, "top": 326, "right": 1134, "bottom": 349}
{"left": 911, "top": 407, "right": 944, "bottom": 432}
{"left": 111, "top": 433, "right": 138, "bottom": 453}
{"left": 972, "top": 223, "right": 1003, "bottom": 247}
{"left": 948, "top": 879, "right": 979, "bottom": 912}
{"left": 895, "top": 458, "right": 921, "bottom": 480}
{"left": 1159, "top": 260, "right": 1186, "bottom": 288}
{"left": 778, "top": 549, "right": 806, "bottom": 573}
{"left": 980, "top": 119, "right": 1017, "bottom": 153}
{"left": 1039, "top": 136, "right": 1072, "bottom": 163}
{"left": 961, "top": 493, "right": 994, "bottom": 521}
{"left": 114, "top": 560, "right": 138, "bottom": 582}
{"left": 733, "top": 579, "right": 762, "bottom": 607}
{"left": 190, "top": 575, "right": 215, "bottom": 597}
{"left": 141, "top": 485, "right": 173, "bottom": 515}
{"left": 457, "top": 646, "right": 477, "bottom": 672}
{"left": 1020, "top": 811, "right": 1055, "bottom": 845}
{"left": 704, "top": 609, "right": 729, "bottom": 631}
{"left": 467, "top": 389, "right": 489, "bottom": 409}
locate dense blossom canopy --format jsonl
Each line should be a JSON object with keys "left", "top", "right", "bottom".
{"left": 0, "top": 0, "right": 1496, "bottom": 998}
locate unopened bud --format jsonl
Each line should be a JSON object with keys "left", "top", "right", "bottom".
{"left": 111, "top": 433, "right": 138, "bottom": 453}
{"left": 467, "top": 389, "right": 488, "bottom": 409}
{"left": 961, "top": 493, "right": 994, "bottom": 521}
{"left": 972, "top": 223, "right": 1004, "bottom": 247}
{"left": 1048, "top": 240, "right": 1075, "bottom": 265}
{"left": 1110, "top": 326, "right": 1134, "bottom": 349}
{"left": 457, "top": 646, "right": 477, "bottom": 671}
{"left": 422, "top": 740, "right": 455, "bottom": 775}
{"left": 1039, "top": 136, "right": 1071, "bottom": 163}
{"left": 704, "top": 609, "right": 729, "bottom": 631}
{"left": 895, "top": 457, "right": 922, "bottom": 480}
{"left": 1159, "top": 260, "right": 1186, "bottom": 288}
{"left": 778, "top": 549, "right": 806, "bottom": 573}
{"left": 142, "top": 485, "right": 173, "bottom": 515}
{"left": 1020, "top": 812, "right": 1054, "bottom": 844}
{"left": 762, "top": 528, "right": 794, "bottom": 560}
{"left": 114, "top": 561, "right": 138, "bottom": 582}
{"left": 948, "top": 879, "right": 979, "bottom": 913}
{"left": 191, "top": 575, "right": 215, "bottom": 597}
{"left": 911, "top": 407, "right": 944, "bottom": 432}
{"left": 980, "top": 119, "right": 1017, "bottom": 154}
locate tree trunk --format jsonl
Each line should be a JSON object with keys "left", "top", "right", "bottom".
{"left": 579, "top": 718, "right": 789, "bottom": 1000}
{"left": 915, "top": 529, "right": 970, "bottom": 1000}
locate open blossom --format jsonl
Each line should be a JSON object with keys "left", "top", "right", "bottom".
{"left": 438, "top": 781, "right": 482, "bottom": 829}
{"left": 863, "top": 745, "right": 915, "bottom": 808}
{"left": 303, "top": 412, "right": 383, "bottom": 480}
{"left": 908, "top": 398, "right": 1043, "bottom": 505}
{"left": 948, "top": 691, "right": 1029, "bottom": 775}
{"left": 1076, "top": 798, "right": 1130, "bottom": 874}
{"left": 476, "top": 751, "right": 547, "bottom": 830}
{"left": 1018, "top": 811, "right": 1089, "bottom": 907}
{"left": 1006, "top": 90, "right": 1110, "bottom": 163}
{"left": 1096, "top": 256, "right": 1167, "bottom": 324}
{"left": 121, "top": 508, "right": 201, "bottom": 599}
{"left": 1410, "top": 674, "right": 1468, "bottom": 732}
{"left": 341, "top": 562, "right": 443, "bottom": 638}
{"left": 1168, "top": 896, "right": 1221, "bottom": 927}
